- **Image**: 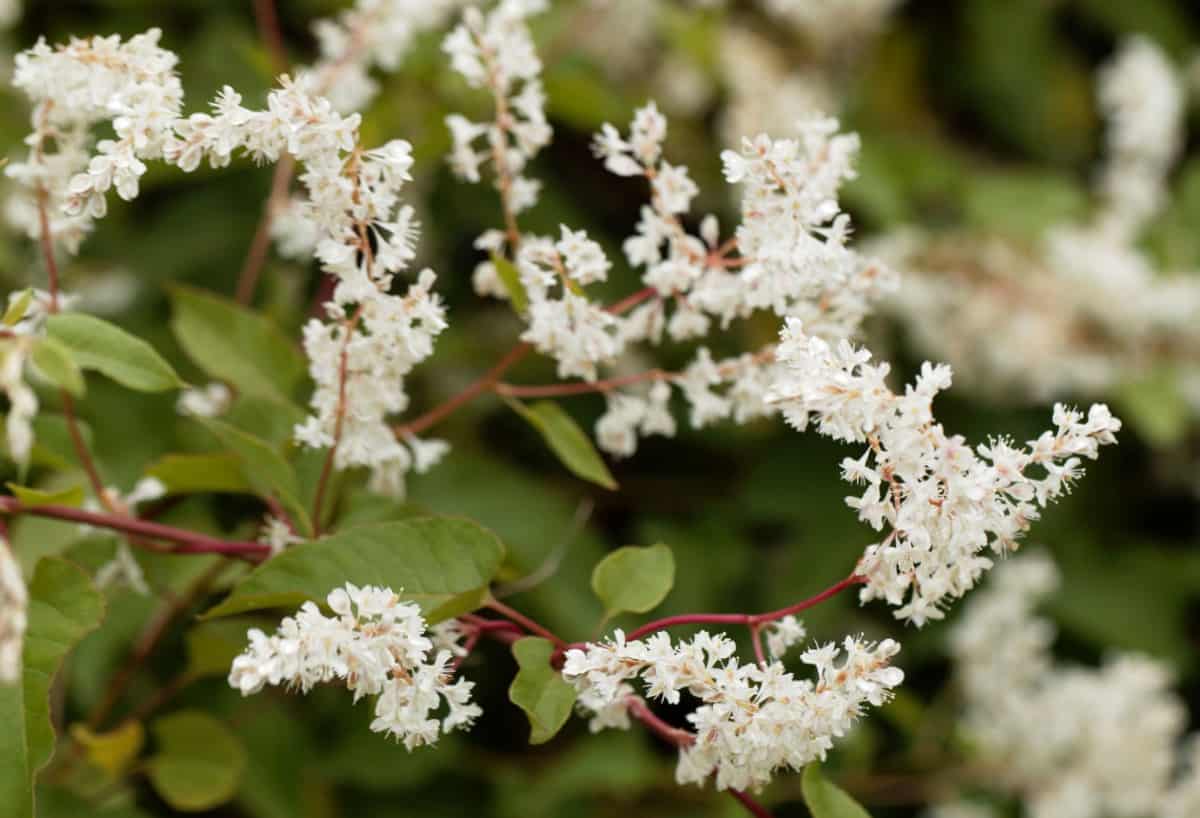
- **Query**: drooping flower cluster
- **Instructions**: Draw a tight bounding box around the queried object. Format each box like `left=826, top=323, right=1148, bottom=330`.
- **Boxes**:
left=168, top=79, right=448, bottom=494
left=443, top=0, right=551, bottom=215
left=768, top=319, right=1121, bottom=624
left=561, top=628, right=903, bottom=792
left=938, top=553, right=1199, bottom=818
left=0, top=537, right=27, bottom=683
left=879, top=36, right=1200, bottom=407
left=229, top=584, right=480, bottom=749
left=5, top=28, right=182, bottom=253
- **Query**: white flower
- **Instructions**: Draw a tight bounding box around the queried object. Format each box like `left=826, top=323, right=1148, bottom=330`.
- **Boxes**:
left=258, top=515, right=300, bottom=556
left=176, top=382, right=232, bottom=419
left=229, top=583, right=481, bottom=750
left=950, top=554, right=1191, bottom=818
left=769, top=320, right=1121, bottom=625
left=562, top=627, right=903, bottom=792
left=0, top=539, right=28, bottom=684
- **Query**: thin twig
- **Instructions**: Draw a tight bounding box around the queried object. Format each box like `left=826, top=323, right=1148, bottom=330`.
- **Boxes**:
left=0, top=497, right=269, bottom=559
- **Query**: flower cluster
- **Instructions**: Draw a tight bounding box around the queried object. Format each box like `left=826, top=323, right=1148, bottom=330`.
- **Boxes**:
left=169, top=78, right=447, bottom=494
left=443, top=0, right=550, bottom=215
left=940, top=553, right=1199, bottom=818
left=879, top=36, right=1200, bottom=408
left=768, top=319, right=1121, bottom=624
left=562, top=628, right=903, bottom=792
left=303, top=0, right=463, bottom=114
left=6, top=28, right=182, bottom=253
left=229, top=584, right=480, bottom=749
left=0, top=537, right=27, bottom=683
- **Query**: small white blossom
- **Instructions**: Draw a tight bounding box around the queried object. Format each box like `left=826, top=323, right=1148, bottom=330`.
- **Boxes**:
left=769, top=320, right=1121, bottom=624
left=563, top=627, right=902, bottom=792
left=176, top=382, right=232, bottom=419
left=229, top=583, right=481, bottom=750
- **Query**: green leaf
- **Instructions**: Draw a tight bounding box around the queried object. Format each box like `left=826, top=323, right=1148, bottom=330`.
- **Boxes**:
left=591, top=543, right=675, bottom=616
left=197, top=418, right=310, bottom=535
left=203, top=517, right=506, bottom=623
left=3, top=290, right=33, bottom=326
left=146, top=453, right=254, bottom=496
left=69, top=720, right=145, bottom=778
left=6, top=482, right=85, bottom=508
left=28, top=337, right=85, bottom=397
left=45, top=314, right=183, bottom=393
left=802, top=764, right=872, bottom=818
left=508, top=399, right=617, bottom=490
left=168, top=286, right=306, bottom=405
left=0, top=558, right=106, bottom=818
left=146, top=711, right=246, bottom=812
left=508, top=637, right=577, bottom=745
left=491, top=253, right=528, bottom=313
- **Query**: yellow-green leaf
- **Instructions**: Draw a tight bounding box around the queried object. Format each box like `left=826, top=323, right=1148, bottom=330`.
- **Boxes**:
left=45, top=314, right=183, bottom=393
left=146, top=453, right=254, bottom=496
left=3, top=290, right=33, bottom=326
left=491, top=253, right=529, bottom=314
left=29, top=337, right=85, bottom=397
left=802, top=764, right=872, bottom=818
left=6, top=482, right=85, bottom=508
left=69, top=721, right=144, bottom=778
left=591, top=543, right=674, bottom=616
left=508, top=637, right=576, bottom=745
left=508, top=399, right=617, bottom=490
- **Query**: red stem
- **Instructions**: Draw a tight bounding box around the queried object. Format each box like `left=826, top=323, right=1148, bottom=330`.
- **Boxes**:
left=495, top=368, right=667, bottom=399
left=627, top=697, right=693, bottom=747
left=0, top=497, right=268, bottom=559
left=252, top=0, right=289, bottom=76
left=625, top=572, right=864, bottom=642
left=627, top=698, right=775, bottom=818
left=395, top=343, right=532, bottom=437
left=484, top=598, right=566, bottom=648
left=728, top=789, right=775, bottom=818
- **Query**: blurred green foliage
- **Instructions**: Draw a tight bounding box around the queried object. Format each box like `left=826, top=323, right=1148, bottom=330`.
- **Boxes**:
left=1, top=1, right=1198, bottom=817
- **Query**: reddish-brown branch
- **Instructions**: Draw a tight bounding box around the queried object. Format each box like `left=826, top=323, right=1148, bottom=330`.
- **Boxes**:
left=235, top=155, right=295, bottom=305
left=59, top=391, right=111, bottom=505
left=749, top=622, right=767, bottom=668
left=395, top=343, right=533, bottom=437
left=0, top=496, right=268, bottom=559
left=393, top=286, right=657, bottom=438
left=495, top=368, right=667, bottom=398
left=728, top=789, right=775, bottom=818
left=625, top=572, right=865, bottom=642
left=252, top=0, right=289, bottom=76
left=484, top=598, right=566, bottom=648
left=627, top=696, right=694, bottom=747
left=36, top=188, right=60, bottom=311
left=311, top=309, right=362, bottom=534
